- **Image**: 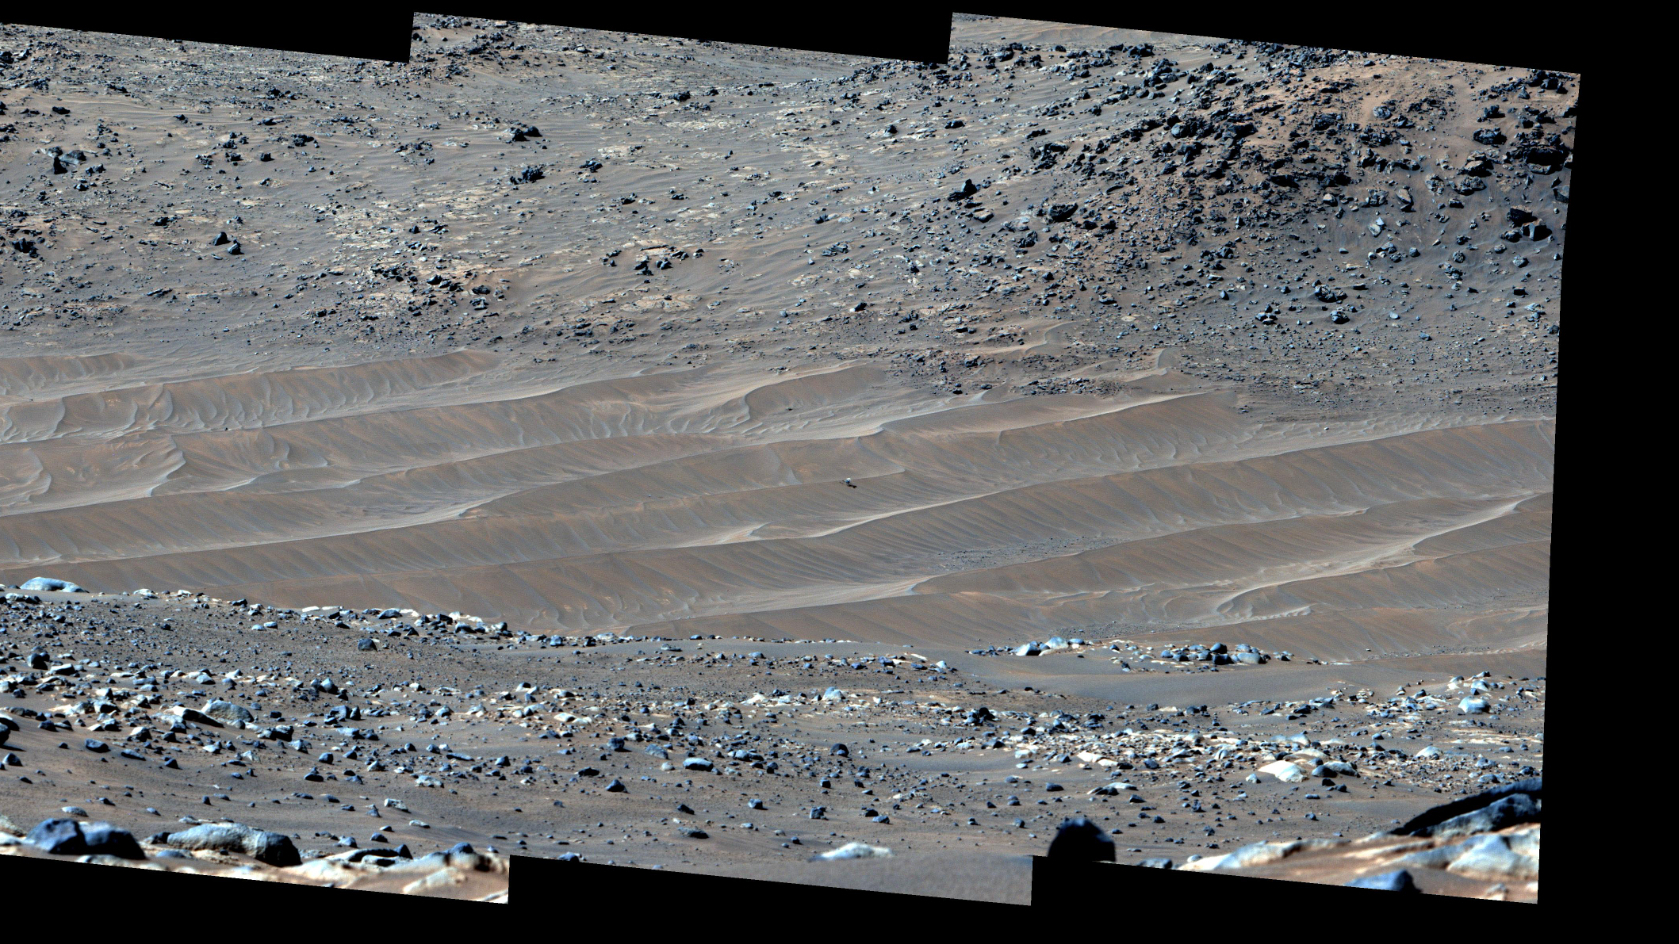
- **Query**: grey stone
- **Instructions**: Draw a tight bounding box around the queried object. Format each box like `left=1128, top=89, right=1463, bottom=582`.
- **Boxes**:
left=1346, top=869, right=1419, bottom=891
left=165, top=822, right=302, bottom=866
left=202, top=700, right=254, bottom=724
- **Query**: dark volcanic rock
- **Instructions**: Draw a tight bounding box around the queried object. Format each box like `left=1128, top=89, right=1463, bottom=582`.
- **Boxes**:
left=26, top=818, right=88, bottom=854
left=80, top=821, right=146, bottom=859
left=1046, top=815, right=1115, bottom=861
left=1392, top=778, right=1541, bottom=839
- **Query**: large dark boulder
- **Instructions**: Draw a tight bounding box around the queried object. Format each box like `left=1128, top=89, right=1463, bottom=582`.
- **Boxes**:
left=1392, top=778, right=1540, bottom=839
left=1046, top=815, right=1115, bottom=862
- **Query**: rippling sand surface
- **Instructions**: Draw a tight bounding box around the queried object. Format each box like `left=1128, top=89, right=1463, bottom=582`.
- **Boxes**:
left=1, top=347, right=1551, bottom=663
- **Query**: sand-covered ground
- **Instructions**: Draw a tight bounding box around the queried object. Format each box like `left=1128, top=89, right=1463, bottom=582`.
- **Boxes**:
left=0, top=13, right=1560, bottom=900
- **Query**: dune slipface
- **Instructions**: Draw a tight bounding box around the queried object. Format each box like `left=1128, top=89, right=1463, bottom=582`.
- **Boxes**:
left=0, top=12, right=1557, bottom=903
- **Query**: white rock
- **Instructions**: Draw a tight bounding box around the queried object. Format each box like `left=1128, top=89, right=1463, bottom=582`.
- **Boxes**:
left=1258, top=761, right=1305, bottom=783
left=816, top=841, right=892, bottom=860
left=1178, top=852, right=1231, bottom=871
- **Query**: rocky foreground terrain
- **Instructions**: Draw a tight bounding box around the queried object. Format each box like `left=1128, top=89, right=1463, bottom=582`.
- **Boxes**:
left=0, top=582, right=1540, bottom=900
left=0, top=13, right=1556, bottom=902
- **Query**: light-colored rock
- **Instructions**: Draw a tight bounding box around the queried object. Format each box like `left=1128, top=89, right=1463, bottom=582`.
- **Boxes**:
left=156, top=706, right=224, bottom=727
left=1259, top=760, right=1305, bottom=783
left=1215, top=837, right=1347, bottom=870
left=202, top=700, right=254, bottom=724
left=815, top=841, right=892, bottom=860
left=1447, top=834, right=1538, bottom=880
left=20, top=577, right=86, bottom=593
left=1178, top=852, right=1231, bottom=871
left=402, top=867, right=468, bottom=894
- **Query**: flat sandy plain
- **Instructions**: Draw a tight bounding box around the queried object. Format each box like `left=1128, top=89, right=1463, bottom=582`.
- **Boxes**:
left=0, top=13, right=1560, bottom=902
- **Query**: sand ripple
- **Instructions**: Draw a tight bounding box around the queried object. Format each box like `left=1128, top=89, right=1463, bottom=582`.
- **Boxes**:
left=0, top=351, right=1551, bottom=660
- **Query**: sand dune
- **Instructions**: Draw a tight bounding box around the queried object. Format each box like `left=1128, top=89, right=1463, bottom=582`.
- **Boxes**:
left=0, top=349, right=1550, bottom=663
